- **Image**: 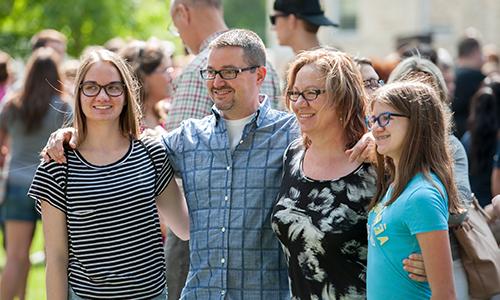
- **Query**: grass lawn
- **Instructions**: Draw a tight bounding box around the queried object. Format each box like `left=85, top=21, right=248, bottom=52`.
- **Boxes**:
left=0, top=221, right=46, bottom=300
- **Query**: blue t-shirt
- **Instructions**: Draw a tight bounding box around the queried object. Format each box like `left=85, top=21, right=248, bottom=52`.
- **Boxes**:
left=367, top=173, right=449, bottom=300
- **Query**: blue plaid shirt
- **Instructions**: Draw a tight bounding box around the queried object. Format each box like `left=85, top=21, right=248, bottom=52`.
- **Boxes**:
left=163, top=96, right=299, bottom=299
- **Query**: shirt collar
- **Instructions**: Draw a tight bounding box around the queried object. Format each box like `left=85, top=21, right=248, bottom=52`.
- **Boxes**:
left=211, top=94, right=271, bottom=128
left=199, top=30, right=228, bottom=52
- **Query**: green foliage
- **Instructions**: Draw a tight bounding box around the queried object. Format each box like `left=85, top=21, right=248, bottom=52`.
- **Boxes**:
left=0, top=0, right=268, bottom=58
left=0, top=0, right=180, bottom=58
left=223, top=0, right=268, bottom=44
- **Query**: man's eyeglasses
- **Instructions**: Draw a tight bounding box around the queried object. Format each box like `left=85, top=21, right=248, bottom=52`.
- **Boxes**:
left=200, top=66, right=259, bottom=80
left=363, top=79, right=384, bottom=90
left=365, top=111, right=408, bottom=130
left=286, top=89, right=326, bottom=102
left=80, top=81, right=125, bottom=97
left=269, top=13, right=290, bottom=25
left=167, top=20, right=179, bottom=37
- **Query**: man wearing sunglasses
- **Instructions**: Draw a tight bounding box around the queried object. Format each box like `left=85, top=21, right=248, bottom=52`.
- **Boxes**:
left=270, top=0, right=338, bottom=54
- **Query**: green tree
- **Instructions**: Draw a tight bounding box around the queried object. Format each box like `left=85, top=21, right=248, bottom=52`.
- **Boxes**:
left=0, top=0, right=179, bottom=58
left=223, top=0, right=268, bottom=44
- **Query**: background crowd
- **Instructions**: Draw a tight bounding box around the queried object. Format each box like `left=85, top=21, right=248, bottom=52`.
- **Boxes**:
left=0, top=0, right=499, bottom=299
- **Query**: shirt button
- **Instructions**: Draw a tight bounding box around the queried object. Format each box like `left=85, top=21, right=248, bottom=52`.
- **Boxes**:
left=221, top=258, right=225, bottom=264
left=239, top=140, right=243, bottom=144
left=221, top=227, right=226, bottom=232
left=226, top=166, right=231, bottom=171
left=224, top=196, right=229, bottom=201
left=221, top=290, right=226, bottom=296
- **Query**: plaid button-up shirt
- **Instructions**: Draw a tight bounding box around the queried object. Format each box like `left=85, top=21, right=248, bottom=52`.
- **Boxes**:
left=165, top=31, right=283, bottom=132
left=163, top=97, right=299, bottom=299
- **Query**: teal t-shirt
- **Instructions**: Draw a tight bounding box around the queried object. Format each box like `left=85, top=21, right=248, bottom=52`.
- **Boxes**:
left=367, top=173, right=449, bottom=300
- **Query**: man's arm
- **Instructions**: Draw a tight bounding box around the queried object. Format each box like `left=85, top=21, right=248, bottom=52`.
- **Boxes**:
left=42, top=128, right=78, bottom=163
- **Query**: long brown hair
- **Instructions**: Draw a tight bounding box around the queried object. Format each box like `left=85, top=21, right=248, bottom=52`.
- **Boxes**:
left=73, top=49, right=141, bottom=146
left=12, top=47, right=63, bottom=133
left=285, top=48, right=368, bottom=149
left=370, top=81, right=461, bottom=213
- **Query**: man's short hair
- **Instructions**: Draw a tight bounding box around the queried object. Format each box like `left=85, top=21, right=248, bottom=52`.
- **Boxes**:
left=209, top=29, right=266, bottom=67
left=458, top=37, right=481, bottom=58
left=31, top=29, right=67, bottom=51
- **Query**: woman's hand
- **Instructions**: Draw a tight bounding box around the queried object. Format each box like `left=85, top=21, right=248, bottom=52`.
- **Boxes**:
left=345, top=132, right=376, bottom=163
left=403, top=253, right=427, bottom=282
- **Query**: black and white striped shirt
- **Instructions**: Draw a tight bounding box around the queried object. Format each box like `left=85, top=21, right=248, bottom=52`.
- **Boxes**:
left=29, top=138, right=173, bottom=299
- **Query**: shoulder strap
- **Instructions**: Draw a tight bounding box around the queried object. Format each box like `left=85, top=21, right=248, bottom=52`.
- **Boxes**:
left=63, top=148, right=69, bottom=195
left=138, top=139, right=158, bottom=193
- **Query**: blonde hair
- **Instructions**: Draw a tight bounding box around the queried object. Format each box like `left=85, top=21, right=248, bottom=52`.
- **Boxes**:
left=73, top=49, right=141, bottom=146
left=285, top=48, right=368, bottom=149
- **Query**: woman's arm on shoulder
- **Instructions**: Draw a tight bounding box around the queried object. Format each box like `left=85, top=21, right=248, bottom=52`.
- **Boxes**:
left=416, top=230, right=456, bottom=300
left=41, top=200, right=69, bottom=300
left=156, top=178, right=189, bottom=241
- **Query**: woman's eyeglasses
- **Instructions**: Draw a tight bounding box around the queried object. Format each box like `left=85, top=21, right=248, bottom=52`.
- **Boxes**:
left=363, top=79, right=384, bottom=90
left=286, top=89, right=326, bottom=102
left=80, top=81, right=125, bottom=97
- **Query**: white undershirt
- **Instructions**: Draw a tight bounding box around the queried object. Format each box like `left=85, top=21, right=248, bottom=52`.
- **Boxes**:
left=225, top=113, right=256, bottom=151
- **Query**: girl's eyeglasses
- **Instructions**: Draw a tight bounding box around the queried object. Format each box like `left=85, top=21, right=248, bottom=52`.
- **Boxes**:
left=365, top=111, right=408, bottom=130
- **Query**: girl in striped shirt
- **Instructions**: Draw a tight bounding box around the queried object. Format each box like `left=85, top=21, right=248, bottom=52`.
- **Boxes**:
left=29, top=49, right=189, bottom=300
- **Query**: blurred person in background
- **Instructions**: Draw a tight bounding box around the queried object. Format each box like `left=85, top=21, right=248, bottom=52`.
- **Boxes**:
left=482, top=44, right=500, bottom=76
left=60, top=59, right=80, bottom=100
left=437, top=48, right=456, bottom=102
left=354, top=57, right=384, bottom=96
left=453, top=36, right=485, bottom=138
left=0, top=47, right=70, bottom=300
left=270, top=0, right=338, bottom=55
left=104, top=36, right=127, bottom=54
left=30, top=29, right=67, bottom=64
left=120, top=39, right=175, bottom=131
left=0, top=50, right=14, bottom=104
left=461, top=76, right=500, bottom=207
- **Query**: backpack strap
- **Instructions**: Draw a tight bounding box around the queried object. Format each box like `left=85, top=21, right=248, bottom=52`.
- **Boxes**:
left=138, top=139, right=158, bottom=193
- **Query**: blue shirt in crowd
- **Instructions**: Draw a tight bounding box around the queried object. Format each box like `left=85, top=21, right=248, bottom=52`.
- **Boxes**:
left=367, top=173, right=449, bottom=300
left=163, top=97, right=299, bottom=299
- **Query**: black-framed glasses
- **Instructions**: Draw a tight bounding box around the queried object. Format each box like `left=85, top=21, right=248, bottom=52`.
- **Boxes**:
left=363, top=79, right=384, bottom=90
left=200, top=66, right=259, bottom=80
left=269, top=13, right=290, bottom=25
left=365, top=111, right=409, bottom=130
left=286, top=89, right=326, bottom=102
left=80, top=81, right=126, bottom=97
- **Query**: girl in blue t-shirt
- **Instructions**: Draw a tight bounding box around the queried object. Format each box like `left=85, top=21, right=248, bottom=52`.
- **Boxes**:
left=366, top=81, right=461, bottom=299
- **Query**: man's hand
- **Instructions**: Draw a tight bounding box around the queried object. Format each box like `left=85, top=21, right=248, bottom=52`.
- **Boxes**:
left=345, top=132, right=376, bottom=163
left=41, top=128, right=77, bottom=164
left=403, top=253, right=427, bottom=282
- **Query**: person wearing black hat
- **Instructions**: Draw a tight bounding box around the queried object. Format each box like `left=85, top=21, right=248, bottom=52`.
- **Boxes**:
left=270, top=0, right=338, bottom=54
